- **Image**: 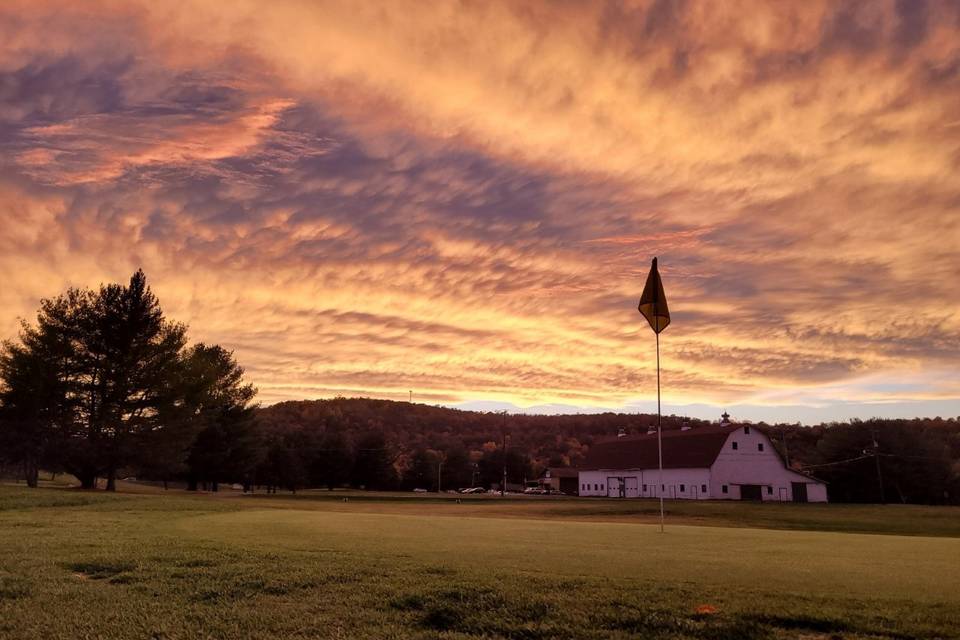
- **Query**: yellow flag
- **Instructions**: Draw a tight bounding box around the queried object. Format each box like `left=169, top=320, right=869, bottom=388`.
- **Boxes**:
left=638, top=257, right=670, bottom=334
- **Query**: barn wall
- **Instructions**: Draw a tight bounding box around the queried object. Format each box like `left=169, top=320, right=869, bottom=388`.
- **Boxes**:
left=710, top=427, right=827, bottom=502
left=805, top=482, right=828, bottom=502
left=578, top=468, right=711, bottom=499
left=577, top=471, right=608, bottom=496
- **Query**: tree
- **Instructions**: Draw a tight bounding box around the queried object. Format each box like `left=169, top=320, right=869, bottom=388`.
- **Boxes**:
left=181, top=344, right=259, bottom=491
left=257, top=434, right=309, bottom=493
left=477, top=447, right=532, bottom=490
left=403, top=448, right=440, bottom=491
left=438, top=446, right=473, bottom=490
left=351, top=431, right=397, bottom=490
left=0, top=335, right=59, bottom=486
left=76, top=271, right=187, bottom=490
left=311, top=429, right=353, bottom=490
left=0, top=291, right=85, bottom=487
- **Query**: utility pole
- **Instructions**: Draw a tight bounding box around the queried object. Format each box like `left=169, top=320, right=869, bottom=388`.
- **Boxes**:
left=872, top=429, right=886, bottom=504
left=437, top=457, right=444, bottom=493
left=501, top=411, right=508, bottom=497
left=409, top=390, right=413, bottom=403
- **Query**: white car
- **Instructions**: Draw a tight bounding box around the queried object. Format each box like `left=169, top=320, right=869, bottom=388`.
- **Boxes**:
left=459, top=487, right=486, bottom=494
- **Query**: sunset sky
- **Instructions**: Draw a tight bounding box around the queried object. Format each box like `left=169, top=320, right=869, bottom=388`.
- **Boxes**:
left=1, top=1, right=959, bottom=423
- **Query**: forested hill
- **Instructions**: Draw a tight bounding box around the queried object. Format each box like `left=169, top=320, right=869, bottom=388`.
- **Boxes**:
left=257, top=397, right=711, bottom=468
left=256, top=398, right=960, bottom=504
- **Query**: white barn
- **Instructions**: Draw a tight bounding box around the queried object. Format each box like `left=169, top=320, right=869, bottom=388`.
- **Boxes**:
left=577, top=421, right=827, bottom=502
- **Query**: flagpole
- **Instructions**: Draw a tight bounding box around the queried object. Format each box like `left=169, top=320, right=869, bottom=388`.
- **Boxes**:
left=638, top=256, right=669, bottom=534
left=656, top=326, right=664, bottom=533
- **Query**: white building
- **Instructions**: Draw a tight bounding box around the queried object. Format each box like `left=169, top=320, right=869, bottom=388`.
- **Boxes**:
left=577, top=420, right=827, bottom=502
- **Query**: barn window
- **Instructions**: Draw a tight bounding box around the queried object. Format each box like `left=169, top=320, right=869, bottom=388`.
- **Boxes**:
left=701, top=484, right=707, bottom=493
left=594, top=484, right=598, bottom=491
left=600, top=484, right=604, bottom=491
left=758, top=443, right=764, bottom=452
left=744, top=426, right=750, bottom=434
left=766, top=486, right=773, bottom=495
left=642, top=484, right=647, bottom=492
left=661, top=484, right=665, bottom=491
left=680, top=484, right=686, bottom=492
left=722, top=485, right=728, bottom=493
left=732, top=441, right=738, bottom=450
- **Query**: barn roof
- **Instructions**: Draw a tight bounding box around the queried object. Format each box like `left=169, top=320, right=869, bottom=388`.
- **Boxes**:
left=579, top=424, right=739, bottom=471
left=546, top=467, right=580, bottom=478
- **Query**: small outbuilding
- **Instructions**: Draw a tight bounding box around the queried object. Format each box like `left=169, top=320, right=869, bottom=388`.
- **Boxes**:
left=576, top=420, right=827, bottom=502
left=541, top=467, right=580, bottom=495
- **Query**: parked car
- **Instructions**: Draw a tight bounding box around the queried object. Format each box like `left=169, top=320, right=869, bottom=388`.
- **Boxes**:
left=523, top=487, right=547, bottom=495
left=412, top=488, right=429, bottom=493
left=459, top=487, right=486, bottom=494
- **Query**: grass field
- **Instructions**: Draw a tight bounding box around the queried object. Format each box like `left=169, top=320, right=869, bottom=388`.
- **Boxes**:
left=1, top=484, right=958, bottom=639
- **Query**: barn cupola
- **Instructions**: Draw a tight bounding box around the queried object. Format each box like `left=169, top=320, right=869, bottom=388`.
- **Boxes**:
left=720, top=411, right=731, bottom=426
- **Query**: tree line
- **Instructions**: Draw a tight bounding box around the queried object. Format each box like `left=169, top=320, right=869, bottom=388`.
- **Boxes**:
left=2, top=273, right=959, bottom=503
left=256, top=398, right=960, bottom=503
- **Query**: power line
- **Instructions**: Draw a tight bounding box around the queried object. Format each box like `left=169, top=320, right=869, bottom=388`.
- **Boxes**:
left=799, top=454, right=873, bottom=469
left=878, top=452, right=948, bottom=460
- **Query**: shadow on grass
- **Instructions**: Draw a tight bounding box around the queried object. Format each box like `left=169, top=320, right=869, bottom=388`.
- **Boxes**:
left=0, top=577, right=30, bottom=600
left=66, top=560, right=135, bottom=580
left=748, top=612, right=919, bottom=640
left=387, top=586, right=928, bottom=640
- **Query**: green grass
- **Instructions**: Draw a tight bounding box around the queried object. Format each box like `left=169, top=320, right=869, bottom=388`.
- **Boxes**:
left=233, top=489, right=960, bottom=537
left=1, top=485, right=958, bottom=639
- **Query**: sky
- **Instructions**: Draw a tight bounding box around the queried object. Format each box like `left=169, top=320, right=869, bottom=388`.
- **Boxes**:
left=1, top=1, right=959, bottom=424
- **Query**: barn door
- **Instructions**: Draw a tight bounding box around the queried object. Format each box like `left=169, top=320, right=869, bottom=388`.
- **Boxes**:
left=740, top=484, right=762, bottom=501
left=607, top=477, right=622, bottom=498
left=624, top=476, right=639, bottom=498
left=791, top=482, right=808, bottom=503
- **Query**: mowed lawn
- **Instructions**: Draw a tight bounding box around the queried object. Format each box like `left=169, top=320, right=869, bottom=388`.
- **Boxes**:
left=1, top=486, right=958, bottom=639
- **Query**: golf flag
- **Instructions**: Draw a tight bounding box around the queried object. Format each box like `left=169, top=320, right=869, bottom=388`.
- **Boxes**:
left=638, top=257, right=670, bottom=334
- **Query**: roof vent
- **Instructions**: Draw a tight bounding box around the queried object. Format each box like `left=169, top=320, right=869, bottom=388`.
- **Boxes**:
left=617, top=428, right=627, bottom=438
